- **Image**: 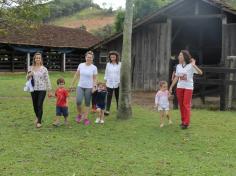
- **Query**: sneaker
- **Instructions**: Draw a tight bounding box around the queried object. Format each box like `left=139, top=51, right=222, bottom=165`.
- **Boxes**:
left=34, top=118, right=38, bottom=125
left=181, top=124, right=189, bottom=130
left=75, top=115, right=82, bottom=123
left=53, top=121, right=61, bottom=127
left=160, top=123, right=164, bottom=128
left=36, top=123, right=42, bottom=128
left=100, top=120, right=104, bottom=124
left=84, top=119, right=90, bottom=126
left=168, top=120, right=173, bottom=125
left=64, top=120, right=69, bottom=126
left=104, top=111, right=110, bottom=116
left=95, top=118, right=100, bottom=124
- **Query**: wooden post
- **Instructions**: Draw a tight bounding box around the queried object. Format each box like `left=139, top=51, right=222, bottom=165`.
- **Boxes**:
left=27, top=53, right=30, bottom=71
left=61, top=53, right=66, bottom=72
left=11, top=57, right=14, bottom=72
left=194, top=1, right=199, bottom=15
left=226, top=56, right=236, bottom=110
left=220, top=73, right=226, bottom=111
left=221, top=15, right=227, bottom=65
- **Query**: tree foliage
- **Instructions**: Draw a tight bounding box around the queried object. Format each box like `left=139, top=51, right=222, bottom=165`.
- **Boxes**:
left=44, top=0, right=95, bottom=22
left=114, top=10, right=125, bottom=32
left=114, top=0, right=173, bottom=32
left=0, top=0, right=49, bottom=33
left=92, top=24, right=115, bottom=39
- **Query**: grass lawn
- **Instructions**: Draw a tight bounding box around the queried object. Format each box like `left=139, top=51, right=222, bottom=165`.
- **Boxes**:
left=0, top=72, right=236, bottom=176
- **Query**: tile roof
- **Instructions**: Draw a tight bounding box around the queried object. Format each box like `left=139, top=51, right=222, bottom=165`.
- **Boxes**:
left=0, top=25, right=101, bottom=49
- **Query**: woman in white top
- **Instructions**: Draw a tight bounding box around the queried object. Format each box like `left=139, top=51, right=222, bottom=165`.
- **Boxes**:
left=26, top=52, right=52, bottom=128
left=70, top=51, right=98, bottom=125
left=169, top=50, right=203, bottom=129
left=104, top=51, right=121, bottom=115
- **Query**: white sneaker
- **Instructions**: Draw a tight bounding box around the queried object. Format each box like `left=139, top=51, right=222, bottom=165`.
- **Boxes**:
left=100, top=120, right=104, bottom=124
left=95, top=118, right=100, bottom=124
left=160, top=123, right=164, bottom=128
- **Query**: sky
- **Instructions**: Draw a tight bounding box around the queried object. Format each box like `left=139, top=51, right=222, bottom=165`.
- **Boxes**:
left=93, top=0, right=126, bottom=10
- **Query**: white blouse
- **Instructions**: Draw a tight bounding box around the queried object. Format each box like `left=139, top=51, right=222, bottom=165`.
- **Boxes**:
left=28, top=66, right=52, bottom=91
left=104, top=62, right=121, bottom=88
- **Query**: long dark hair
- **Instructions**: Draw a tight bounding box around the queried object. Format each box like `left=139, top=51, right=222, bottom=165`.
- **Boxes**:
left=181, top=50, right=192, bottom=64
left=108, top=51, right=120, bottom=64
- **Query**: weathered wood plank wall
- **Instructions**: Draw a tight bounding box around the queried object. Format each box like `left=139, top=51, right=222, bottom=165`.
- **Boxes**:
left=132, top=23, right=170, bottom=90
left=222, top=23, right=236, bottom=98
left=102, top=22, right=171, bottom=91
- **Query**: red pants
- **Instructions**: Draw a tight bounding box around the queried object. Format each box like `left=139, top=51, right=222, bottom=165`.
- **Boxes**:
left=176, top=88, right=193, bottom=126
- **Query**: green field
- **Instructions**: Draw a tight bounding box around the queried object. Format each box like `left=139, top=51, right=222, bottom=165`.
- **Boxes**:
left=0, top=72, right=236, bottom=176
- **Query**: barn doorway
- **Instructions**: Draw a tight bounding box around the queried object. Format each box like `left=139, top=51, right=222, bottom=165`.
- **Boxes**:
left=171, top=17, right=222, bottom=66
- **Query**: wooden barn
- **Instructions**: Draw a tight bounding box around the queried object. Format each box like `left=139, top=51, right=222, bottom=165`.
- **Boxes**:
left=92, top=0, right=236, bottom=92
left=0, top=25, right=100, bottom=72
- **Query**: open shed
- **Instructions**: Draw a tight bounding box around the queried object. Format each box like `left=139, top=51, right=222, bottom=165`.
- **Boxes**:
left=92, top=0, right=236, bottom=91
left=0, top=25, right=100, bottom=72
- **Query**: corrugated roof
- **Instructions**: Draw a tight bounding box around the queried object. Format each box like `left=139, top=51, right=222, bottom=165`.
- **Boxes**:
left=0, top=25, right=101, bottom=49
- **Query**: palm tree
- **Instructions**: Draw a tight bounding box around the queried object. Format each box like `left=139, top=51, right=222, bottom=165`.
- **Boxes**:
left=117, top=0, right=134, bottom=119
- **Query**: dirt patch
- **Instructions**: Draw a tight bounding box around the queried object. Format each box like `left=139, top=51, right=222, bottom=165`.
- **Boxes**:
left=60, top=16, right=115, bottom=31
left=132, top=91, right=230, bottom=110
left=132, top=91, right=156, bottom=108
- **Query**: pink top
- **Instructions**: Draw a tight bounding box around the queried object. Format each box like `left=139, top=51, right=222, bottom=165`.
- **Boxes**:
left=155, top=90, right=169, bottom=108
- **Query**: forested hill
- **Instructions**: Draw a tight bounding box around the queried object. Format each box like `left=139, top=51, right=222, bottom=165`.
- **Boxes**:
left=44, top=0, right=236, bottom=39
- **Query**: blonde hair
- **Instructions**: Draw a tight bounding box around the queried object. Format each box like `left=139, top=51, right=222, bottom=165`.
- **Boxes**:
left=85, top=50, right=94, bottom=59
left=159, top=81, right=168, bottom=88
left=33, top=52, right=43, bottom=66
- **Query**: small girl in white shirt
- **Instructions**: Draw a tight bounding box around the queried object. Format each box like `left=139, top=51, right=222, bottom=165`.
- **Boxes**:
left=155, top=81, right=172, bottom=128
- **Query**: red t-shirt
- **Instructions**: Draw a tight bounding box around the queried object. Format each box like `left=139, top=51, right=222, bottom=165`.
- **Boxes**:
left=55, top=88, right=69, bottom=107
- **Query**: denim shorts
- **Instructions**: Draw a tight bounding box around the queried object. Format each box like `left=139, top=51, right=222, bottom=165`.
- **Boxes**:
left=56, top=106, right=69, bottom=117
left=96, top=103, right=106, bottom=110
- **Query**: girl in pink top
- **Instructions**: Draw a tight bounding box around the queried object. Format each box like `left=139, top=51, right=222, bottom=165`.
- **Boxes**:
left=155, top=81, right=172, bottom=128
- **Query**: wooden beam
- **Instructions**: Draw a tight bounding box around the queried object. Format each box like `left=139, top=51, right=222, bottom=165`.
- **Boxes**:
left=171, top=14, right=223, bottom=19
left=27, top=53, right=30, bottom=71
left=194, top=1, right=199, bottom=15
left=200, top=67, right=236, bottom=73
left=61, top=53, right=66, bottom=72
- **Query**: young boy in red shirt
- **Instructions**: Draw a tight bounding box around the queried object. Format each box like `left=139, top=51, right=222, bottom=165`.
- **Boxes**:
left=53, top=78, right=69, bottom=126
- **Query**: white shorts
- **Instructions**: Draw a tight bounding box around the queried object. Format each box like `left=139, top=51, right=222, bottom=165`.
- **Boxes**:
left=158, top=106, right=169, bottom=111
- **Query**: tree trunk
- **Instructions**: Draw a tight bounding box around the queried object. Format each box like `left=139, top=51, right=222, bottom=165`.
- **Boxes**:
left=117, top=0, right=133, bottom=119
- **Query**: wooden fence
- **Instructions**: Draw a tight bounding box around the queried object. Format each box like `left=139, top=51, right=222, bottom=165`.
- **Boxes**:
left=195, top=65, right=236, bottom=111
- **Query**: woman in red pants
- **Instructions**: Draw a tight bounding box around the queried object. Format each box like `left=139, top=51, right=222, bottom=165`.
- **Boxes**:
left=169, top=50, right=203, bottom=129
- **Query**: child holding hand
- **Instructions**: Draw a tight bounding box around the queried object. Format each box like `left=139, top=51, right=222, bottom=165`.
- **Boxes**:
left=93, top=83, right=107, bottom=124
left=155, top=81, right=172, bottom=128
left=53, top=78, right=69, bottom=126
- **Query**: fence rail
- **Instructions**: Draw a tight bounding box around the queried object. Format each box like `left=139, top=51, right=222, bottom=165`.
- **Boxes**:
left=194, top=65, right=236, bottom=110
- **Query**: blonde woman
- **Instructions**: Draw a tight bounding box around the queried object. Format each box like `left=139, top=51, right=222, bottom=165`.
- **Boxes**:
left=26, top=52, right=52, bottom=128
left=70, top=51, right=98, bottom=126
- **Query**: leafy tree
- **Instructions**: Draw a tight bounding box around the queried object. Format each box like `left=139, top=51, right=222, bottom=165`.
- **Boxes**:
left=114, top=10, right=125, bottom=32
left=92, top=24, right=115, bottom=39
left=114, top=0, right=173, bottom=32
left=44, top=0, right=93, bottom=21
left=117, top=0, right=134, bottom=119
left=0, top=0, right=49, bottom=33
